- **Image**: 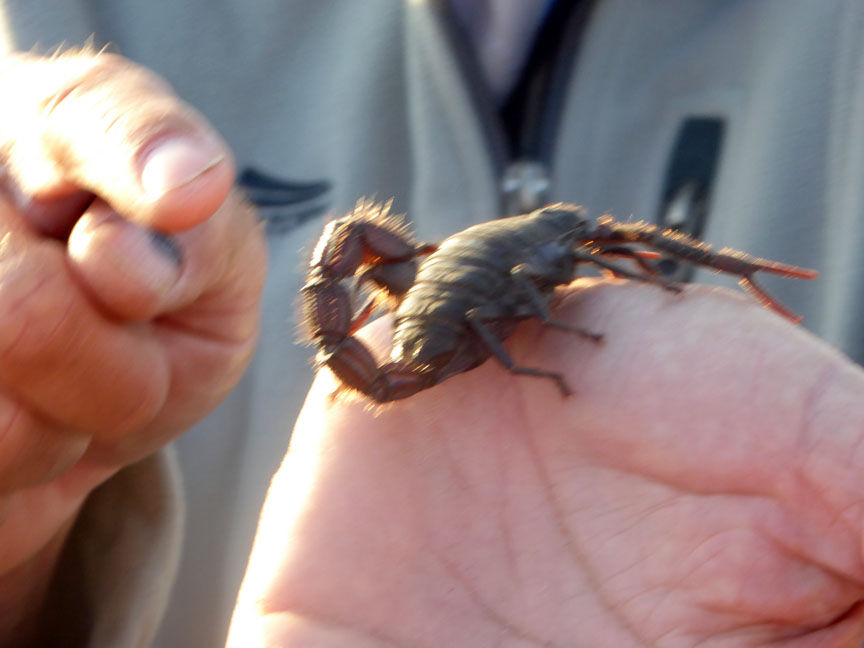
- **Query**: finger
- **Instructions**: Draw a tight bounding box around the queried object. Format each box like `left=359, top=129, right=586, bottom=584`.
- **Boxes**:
left=61, top=189, right=265, bottom=463
left=0, top=394, right=90, bottom=493
left=67, top=190, right=265, bottom=325
left=67, top=200, right=184, bottom=320
left=0, top=195, right=171, bottom=436
left=0, top=167, right=95, bottom=239
left=0, top=51, right=234, bottom=231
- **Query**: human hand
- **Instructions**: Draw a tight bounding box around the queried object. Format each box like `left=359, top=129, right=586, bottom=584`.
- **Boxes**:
left=230, top=281, right=864, bottom=647
left=0, top=49, right=265, bottom=608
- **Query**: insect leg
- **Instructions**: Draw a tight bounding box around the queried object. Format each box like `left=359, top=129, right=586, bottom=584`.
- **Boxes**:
left=466, top=309, right=573, bottom=396
left=356, top=243, right=436, bottom=298
left=510, top=264, right=604, bottom=343
left=593, top=246, right=662, bottom=275
left=570, top=251, right=682, bottom=292
left=588, top=218, right=817, bottom=321
left=346, top=292, right=378, bottom=335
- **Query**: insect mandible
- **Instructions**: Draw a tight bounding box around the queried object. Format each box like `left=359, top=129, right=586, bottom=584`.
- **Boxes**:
left=302, top=200, right=817, bottom=402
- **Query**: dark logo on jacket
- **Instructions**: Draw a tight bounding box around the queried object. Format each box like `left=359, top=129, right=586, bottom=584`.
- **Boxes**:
left=238, top=167, right=332, bottom=235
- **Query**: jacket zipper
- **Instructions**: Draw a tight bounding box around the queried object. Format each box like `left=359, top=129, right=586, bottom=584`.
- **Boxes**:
left=430, top=0, right=598, bottom=216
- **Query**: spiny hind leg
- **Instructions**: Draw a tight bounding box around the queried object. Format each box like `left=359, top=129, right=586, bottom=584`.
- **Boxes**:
left=569, top=250, right=682, bottom=293
left=587, top=218, right=817, bottom=321
left=509, top=263, right=604, bottom=343
left=466, top=308, right=573, bottom=396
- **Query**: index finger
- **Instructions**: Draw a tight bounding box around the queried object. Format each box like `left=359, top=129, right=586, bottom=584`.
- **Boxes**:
left=0, top=50, right=235, bottom=230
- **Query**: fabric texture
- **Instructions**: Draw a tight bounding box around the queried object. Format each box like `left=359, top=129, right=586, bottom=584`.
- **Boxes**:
left=39, top=451, right=183, bottom=647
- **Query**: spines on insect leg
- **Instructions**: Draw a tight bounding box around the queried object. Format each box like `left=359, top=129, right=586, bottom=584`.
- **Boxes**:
left=736, top=276, right=802, bottom=323
left=300, top=277, right=355, bottom=345
left=716, top=247, right=819, bottom=280
left=589, top=215, right=818, bottom=322
left=350, top=197, right=409, bottom=243
left=309, top=198, right=423, bottom=283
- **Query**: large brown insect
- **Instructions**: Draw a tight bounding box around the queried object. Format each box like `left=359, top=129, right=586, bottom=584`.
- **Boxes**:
left=302, top=200, right=817, bottom=402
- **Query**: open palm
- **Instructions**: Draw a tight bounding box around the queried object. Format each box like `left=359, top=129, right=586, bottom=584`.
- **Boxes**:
left=231, top=281, right=864, bottom=648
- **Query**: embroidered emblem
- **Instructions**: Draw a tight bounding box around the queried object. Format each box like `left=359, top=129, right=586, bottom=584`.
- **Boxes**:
left=238, top=167, right=332, bottom=235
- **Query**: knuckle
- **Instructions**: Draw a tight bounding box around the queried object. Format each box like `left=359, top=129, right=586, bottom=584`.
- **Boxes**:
left=40, top=53, right=170, bottom=119
left=0, top=262, right=165, bottom=436
left=38, top=53, right=191, bottom=157
left=0, top=245, right=73, bottom=364
left=112, top=99, right=204, bottom=158
left=0, top=399, right=87, bottom=491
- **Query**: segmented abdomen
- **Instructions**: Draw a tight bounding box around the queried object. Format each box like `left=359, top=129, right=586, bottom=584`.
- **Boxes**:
left=391, top=218, right=557, bottom=366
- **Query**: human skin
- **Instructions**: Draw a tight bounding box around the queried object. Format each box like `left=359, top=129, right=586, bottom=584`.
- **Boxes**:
left=230, top=281, right=864, bottom=648
left=0, top=51, right=266, bottom=645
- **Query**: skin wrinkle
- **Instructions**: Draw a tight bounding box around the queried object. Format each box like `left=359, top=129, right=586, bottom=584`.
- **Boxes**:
left=406, top=403, right=529, bottom=645
left=484, top=395, right=521, bottom=594
left=583, top=536, right=676, bottom=623
left=107, top=364, right=164, bottom=434
left=694, top=528, right=809, bottom=623
left=418, top=378, right=571, bottom=647
left=514, top=391, right=648, bottom=647
left=682, top=528, right=762, bottom=611
left=0, top=400, right=24, bottom=464
left=655, top=530, right=737, bottom=634
left=40, top=75, right=158, bottom=181
left=253, top=494, right=416, bottom=646
left=158, top=290, right=262, bottom=345
left=567, top=463, right=840, bottom=639
left=430, top=412, right=472, bottom=493
left=0, top=271, right=52, bottom=365
left=650, top=624, right=697, bottom=647
left=682, top=526, right=861, bottom=639
left=789, top=372, right=864, bottom=579
left=30, top=278, right=76, bottom=358
left=493, top=462, right=520, bottom=600
left=37, top=70, right=91, bottom=119
left=159, top=195, right=260, bottom=320
left=757, top=517, right=864, bottom=628
left=155, top=310, right=259, bottom=348
left=638, top=588, right=691, bottom=646
left=24, top=270, right=167, bottom=434
left=581, top=488, right=679, bottom=549
left=432, top=548, right=553, bottom=648
left=584, top=512, right=686, bottom=629
left=578, top=453, right=864, bottom=639
left=767, top=601, right=864, bottom=645
left=830, top=497, right=864, bottom=557
left=764, top=498, right=864, bottom=590
left=6, top=289, right=118, bottom=426
left=712, top=613, right=854, bottom=648
left=38, top=55, right=169, bottom=122
left=506, top=375, right=584, bottom=630
left=758, top=543, right=863, bottom=628
left=556, top=464, right=663, bottom=522
left=579, top=452, right=777, bottom=501
left=829, top=380, right=864, bottom=494
left=260, top=609, right=413, bottom=648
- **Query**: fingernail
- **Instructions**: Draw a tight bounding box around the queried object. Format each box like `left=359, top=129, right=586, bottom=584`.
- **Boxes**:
left=148, top=231, right=183, bottom=267
left=140, top=137, right=225, bottom=199
left=68, top=209, right=185, bottom=318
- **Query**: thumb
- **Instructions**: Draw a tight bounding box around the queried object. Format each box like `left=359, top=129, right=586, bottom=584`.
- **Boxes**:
left=0, top=50, right=234, bottom=231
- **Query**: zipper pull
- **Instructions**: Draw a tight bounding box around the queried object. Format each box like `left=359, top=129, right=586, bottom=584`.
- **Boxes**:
left=500, top=159, right=550, bottom=216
